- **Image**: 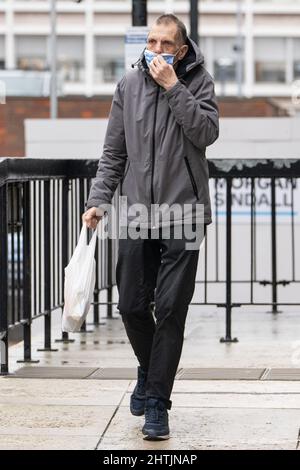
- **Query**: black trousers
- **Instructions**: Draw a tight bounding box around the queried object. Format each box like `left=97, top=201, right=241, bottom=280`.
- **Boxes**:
left=116, top=224, right=207, bottom=410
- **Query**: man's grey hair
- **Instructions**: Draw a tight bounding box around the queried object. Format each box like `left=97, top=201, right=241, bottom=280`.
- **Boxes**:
left=155, top=14, right=188, bottom=46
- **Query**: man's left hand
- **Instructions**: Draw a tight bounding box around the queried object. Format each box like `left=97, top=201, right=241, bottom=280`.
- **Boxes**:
left=149, top=55, right=178, bottom=91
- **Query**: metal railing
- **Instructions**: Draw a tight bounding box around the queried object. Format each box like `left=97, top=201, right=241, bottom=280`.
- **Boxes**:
left=1, top=157, right=300, bottom=374
left=0, top=158, right=116, bottom=375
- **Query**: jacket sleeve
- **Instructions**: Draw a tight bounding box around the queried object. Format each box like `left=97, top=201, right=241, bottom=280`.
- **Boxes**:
left=163, top=68, right=219, bottom=150
left=85, top=75, right=127, bottom=210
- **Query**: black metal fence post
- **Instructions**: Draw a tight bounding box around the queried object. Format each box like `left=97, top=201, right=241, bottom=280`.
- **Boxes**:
left=55, top=177, right=75, bottom=344
left=37, top=180, right=58, bottom=352
left=250, top=177, right=255, bottom=303
left=79, top=179, right=93, bottom=333
left=93, top=240, right=100, bottom=325
left=220, top=177, right=238, bottom=343
left=132, top=0, right=147, bottom=26
left=270, top=176, right=281, bottom=314
left=0, top=184, right=9, bottom=375
left=106, top=236, right=113, bottom=319
left=17, top=182, right=39, bottom=364
left=190, top=0, right=199, bottom=45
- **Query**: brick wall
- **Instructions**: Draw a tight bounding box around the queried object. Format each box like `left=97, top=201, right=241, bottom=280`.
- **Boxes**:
left=0, top=96, right=288, bottom=157
left=219, top=97, right=288, bottom=118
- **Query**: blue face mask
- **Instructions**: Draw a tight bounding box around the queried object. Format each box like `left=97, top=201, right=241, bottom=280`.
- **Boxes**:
left=144, top=48, right=179, bottom=67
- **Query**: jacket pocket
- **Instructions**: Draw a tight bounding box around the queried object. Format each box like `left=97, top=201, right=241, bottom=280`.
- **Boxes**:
left=184, top=156, right=199, bottom=200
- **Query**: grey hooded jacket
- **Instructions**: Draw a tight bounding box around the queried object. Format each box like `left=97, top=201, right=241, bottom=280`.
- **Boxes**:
left=86, top=37, right=219, bottom=228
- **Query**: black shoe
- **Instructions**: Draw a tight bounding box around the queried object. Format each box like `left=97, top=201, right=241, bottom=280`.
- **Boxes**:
left=142, top=397, right=170, bottom=440
left=130, top=366, right=147, bottom=416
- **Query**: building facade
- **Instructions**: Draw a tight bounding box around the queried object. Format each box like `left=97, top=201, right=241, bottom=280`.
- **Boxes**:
left=0, top=0, right=299, bottom=97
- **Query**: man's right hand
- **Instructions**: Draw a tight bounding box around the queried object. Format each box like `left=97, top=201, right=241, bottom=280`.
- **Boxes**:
left=82, top=207, right=105, bottom=229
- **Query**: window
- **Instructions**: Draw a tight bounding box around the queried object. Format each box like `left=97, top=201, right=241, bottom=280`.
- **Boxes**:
left=15, top=36, right=47, bottom=71
left=95, top=36, right=125, bottom=84
left=213, top=37, right=244, bottom=83
left=254, top=37, right=286, bottom=83
left=56, top=36, right=85, bottom=83
left=293, top=39, right=300, bottom=80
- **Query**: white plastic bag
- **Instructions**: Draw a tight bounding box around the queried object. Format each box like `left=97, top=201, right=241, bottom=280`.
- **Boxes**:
left=62, top=222, right=99, bottom=333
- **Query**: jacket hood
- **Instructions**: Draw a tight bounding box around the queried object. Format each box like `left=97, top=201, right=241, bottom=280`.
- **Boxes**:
left=134, top=36, right=204, bottom=79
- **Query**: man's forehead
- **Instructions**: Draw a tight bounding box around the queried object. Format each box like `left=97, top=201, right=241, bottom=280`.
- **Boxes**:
left=148, top=23, right=178, bottom=41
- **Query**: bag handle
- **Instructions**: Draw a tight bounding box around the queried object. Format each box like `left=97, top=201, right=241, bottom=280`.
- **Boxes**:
left=88, top=222, right=100, bottom=252
left=73, top=222, right=100, bottom=256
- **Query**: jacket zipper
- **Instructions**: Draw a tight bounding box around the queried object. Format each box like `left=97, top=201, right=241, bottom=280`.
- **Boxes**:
left=184, top=156, right=199, bottom=200
left=150, top=85, right=160, bottom=206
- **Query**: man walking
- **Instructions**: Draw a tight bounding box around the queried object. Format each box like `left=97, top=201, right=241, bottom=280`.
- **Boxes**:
left=82, top=14, right=219, bottom=440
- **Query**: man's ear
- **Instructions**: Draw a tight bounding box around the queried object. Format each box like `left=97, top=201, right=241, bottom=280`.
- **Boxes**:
left=178, top=45, right=189, bottom=60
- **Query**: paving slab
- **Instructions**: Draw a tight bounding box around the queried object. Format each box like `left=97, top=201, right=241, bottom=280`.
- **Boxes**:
left=264, top=369, right=300, bottom=380
left=0, top=378, right=130, bottom=406
left=12, top=366, right=98, bottom=379
left=121, top=391, right=300, bottom=409
left=97, top=407, right=300, bottom=451
left=170, top=380, right=300, bottom=394
left=88, top=368, right=138, bottom=380
left=0, top=404, right=116, bottom=436
left=0, top=434, right=99, bottom=451
left=176, top=367, right=265, bottom=380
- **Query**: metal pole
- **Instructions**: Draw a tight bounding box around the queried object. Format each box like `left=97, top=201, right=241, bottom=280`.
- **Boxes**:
left=55, top=178, right=75, bottom=343
left=132, top=0, right=147, bottom=26
left=17, top=182, right=40, bottom=364
left=50, top=0, right=57, bottom=119
left=190, top=0, right=199, bottom=45
left=37, top=181, right=58, bottom=352
left=220, top=177, right=238, bottom=343
left=106, top=236, right=113, bottom=319
left=0, top=185, right=9, bottom=375
left=235, top=0, right=243, bottom=97
left=270, top=177, right=280, bottom=314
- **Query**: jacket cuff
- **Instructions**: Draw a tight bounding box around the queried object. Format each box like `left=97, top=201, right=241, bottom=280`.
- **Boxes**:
left=85, top=199, right=110, bottom=211
left=163, top=79, right=182, bottom=98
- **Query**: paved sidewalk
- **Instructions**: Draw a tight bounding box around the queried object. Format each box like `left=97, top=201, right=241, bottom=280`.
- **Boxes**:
left=1, top=305, right=300, bottom=450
